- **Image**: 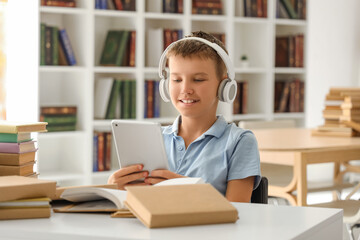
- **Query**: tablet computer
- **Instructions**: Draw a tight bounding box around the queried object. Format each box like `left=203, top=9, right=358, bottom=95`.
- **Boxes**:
left=111, top=120, right=169, bottom=174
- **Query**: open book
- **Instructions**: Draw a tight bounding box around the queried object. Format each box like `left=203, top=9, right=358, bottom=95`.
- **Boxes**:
left=53, top=177, right=204, bottom=216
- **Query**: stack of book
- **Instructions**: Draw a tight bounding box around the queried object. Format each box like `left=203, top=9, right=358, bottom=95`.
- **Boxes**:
left=99, top=30, right=136, bottom=67
left=0, top=121, right=47, bottom=177
left=312, top=87, right=360, bottom=137
left=40, top=106, right=77, bottom=132
left=93, top=131, right=112, bottom=172
left=192, top=0, right=223, bottom=15
left=40, top=24, right=76, bottom=66
left=0, top=176, right=56, bottom=220
left=94, top=78, right=136, bottom=119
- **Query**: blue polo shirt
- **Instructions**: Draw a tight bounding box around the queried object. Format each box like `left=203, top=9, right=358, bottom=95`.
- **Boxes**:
left=162, top=115, right=261, bottom=196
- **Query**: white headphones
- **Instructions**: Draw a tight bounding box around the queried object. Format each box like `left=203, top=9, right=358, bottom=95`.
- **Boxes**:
left=158, top=37, right=237, bottom=103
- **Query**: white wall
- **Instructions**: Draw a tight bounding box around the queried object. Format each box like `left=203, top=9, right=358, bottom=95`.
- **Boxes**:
left=306, top=1, right=360, bottom=184
left=306, top=0, right=360, bottom=128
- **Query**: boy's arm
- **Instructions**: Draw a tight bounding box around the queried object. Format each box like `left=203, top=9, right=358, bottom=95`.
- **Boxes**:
left=225, top=176, right=255, bottom=202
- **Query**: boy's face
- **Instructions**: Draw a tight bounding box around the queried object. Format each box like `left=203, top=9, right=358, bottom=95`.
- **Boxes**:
left=168, top=55, right=220, bottom=119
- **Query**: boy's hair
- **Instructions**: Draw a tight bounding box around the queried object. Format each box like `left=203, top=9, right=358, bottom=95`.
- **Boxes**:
left=166, top=31, right=228, bottom=80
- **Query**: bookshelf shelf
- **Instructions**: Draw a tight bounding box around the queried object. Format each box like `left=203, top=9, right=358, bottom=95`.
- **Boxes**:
left=37, top=0, right=307, bottom=186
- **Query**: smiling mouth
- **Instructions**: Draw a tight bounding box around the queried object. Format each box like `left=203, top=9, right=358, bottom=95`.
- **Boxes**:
left=180, top=99, right=199, bottom=104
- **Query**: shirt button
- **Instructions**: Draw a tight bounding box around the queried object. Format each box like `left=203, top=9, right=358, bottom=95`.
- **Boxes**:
left=178, top=146, right=183, bottom=151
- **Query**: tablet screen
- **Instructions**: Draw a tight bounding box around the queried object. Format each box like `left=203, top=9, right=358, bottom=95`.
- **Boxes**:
left=111, top=120, right=169, bottom=174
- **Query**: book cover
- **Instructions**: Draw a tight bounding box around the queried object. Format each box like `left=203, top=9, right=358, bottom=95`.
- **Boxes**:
left=52, top=26, right=59, bottom=65
left=40, top=23, right=46, bottom=65
left=130, top=80, right=137, bottom=119
left=275, top=36, right=289, bottom=67
left=40, top=114, right=77, bottom=125
left=94, top=78, right=114, bottom=119
left=93, top=133, right=99, bottom=172
left=58, top=41, right=69, bottom=65
left=44, top=25, right=53, bottom=65
left=277, top=81, right=291, bottom=112
left=0, top=121, right=47, bottom=134
left=0, top=151, right=36, bottom=166
left=125, top=184, right=238, bottom=228
left=104, top=132, right=112, bottom=171
left=59, top=28, right=77, bottom=65
left=0, top=132, right=32, bottom=143
left=0, top=161, right=35, bottom=176
left=97, top=132, right=105, bottom=171
left=100, top=31, right=123, bottom=66
left=280, top=0, right=298, bottom=19
left=112, top=0, right=123, bottom=10
left=153, top=81, right=161, bottom=118
left=46, top=125, right=76, bottom=132
left=106, top=80, right=122, bottom=119
left=0, top=175, right=56, bottom=202
left=128, top=31, right=136, bottom=67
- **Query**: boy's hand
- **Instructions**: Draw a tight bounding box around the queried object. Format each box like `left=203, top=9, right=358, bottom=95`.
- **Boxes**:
left=144, top=170, right=185, bottom=185
left=107, top=164, right=150, bottom=190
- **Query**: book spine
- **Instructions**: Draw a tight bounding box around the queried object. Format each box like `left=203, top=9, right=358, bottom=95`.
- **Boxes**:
left=97, top=132, right=105, bottom=171
left=106, top=80, right=121, bottom=119
left=59, top=28, right=76, bottom=65
left=115, top=30, right=130, bottom=66
left=93, top=133, right=98, bottom=172
left=45, top=26, right=53, bottom=65
left=153, top=81, right=161, bottom=118
left=52, top=27, right=59, bottom=65
left=144, top=81, right=148, bottom=118
left=40, top=106, right=77, bottom=115
left=122, top=80, right=131, bottom=119
left=46, top=125, right=76, bottom=132
left=40, top=23, right=46, bottom=65
left=147, top=80, right=154, bottom=118
left=105, top=132, right=112, bottom=171
left=39, top=114, right=77, bottom=125
left=129, top=31, right=136, bottom=67
left=280, top=0, right=298, bottom=18
left=242, top=82, right=248, bottom=114
left=130, top=80, right=136, bottom=119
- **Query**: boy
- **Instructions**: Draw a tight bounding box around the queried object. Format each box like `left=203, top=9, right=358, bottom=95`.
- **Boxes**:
left=108, top=31, right=261, bottom=202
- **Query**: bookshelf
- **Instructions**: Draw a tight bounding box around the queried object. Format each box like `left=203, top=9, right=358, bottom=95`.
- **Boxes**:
left=37, top=0, right=307, bottom=186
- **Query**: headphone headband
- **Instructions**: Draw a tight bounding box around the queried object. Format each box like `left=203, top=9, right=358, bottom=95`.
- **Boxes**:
left=158, top=37, right=235, bottom=81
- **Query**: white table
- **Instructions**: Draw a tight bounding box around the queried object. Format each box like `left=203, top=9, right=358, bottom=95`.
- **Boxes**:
left=0, top=203, right=342, bottom=240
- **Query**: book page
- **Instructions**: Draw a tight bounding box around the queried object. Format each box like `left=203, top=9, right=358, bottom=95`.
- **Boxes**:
left=154, top=177, right=204, bottom=186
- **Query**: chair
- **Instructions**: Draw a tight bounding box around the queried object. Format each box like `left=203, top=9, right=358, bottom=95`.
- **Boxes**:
left=251, top=176, right=268, bottom=204
left=239, top=120, right=354, bottom=205
left=310, top=182, right=360, bottom=240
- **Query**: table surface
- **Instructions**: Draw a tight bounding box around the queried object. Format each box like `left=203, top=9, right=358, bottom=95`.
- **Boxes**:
left=252, top=128, right=360, bottom=151
left=0, top=203, right=342, bottom=240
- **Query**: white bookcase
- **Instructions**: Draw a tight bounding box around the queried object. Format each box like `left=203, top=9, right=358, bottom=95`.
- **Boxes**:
left=37, top=0, right=307, bottom=186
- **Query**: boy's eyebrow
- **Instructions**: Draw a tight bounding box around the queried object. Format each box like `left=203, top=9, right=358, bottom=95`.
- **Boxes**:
left=170, top=72, right=209, bottom=76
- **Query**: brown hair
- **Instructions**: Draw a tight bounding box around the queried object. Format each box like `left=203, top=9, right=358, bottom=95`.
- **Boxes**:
left=166, top=31, right=228, bottom=80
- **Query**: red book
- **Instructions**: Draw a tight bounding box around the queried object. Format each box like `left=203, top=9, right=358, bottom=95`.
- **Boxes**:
left=163, top=29, right=172, bottom=50
left=147, top=81, right=154, bottom=118
left=97, top=132, right=105, bottom=171
left=104, top=132, right=112, bottom=171
left=113, top=0, right=123, bottom=10
left=129, top=31, right=136, bottom=67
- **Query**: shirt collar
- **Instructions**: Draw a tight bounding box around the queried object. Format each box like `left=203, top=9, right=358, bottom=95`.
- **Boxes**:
left=163, top=115, right=228, bottom=139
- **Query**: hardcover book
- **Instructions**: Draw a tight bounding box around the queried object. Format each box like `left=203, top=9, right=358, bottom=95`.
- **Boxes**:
left=59, top=28, right=77, bottom=65
left=0, top=151, right=36, bottom=166
left=0, top=132, right=32, bottom=143
left=0, top=141, right=37, bottom=154
left=0, top=161, right=35, bottom=176
left=0, top=121, right=47, bottom=134
left=0, top=176, right=56, bottom=202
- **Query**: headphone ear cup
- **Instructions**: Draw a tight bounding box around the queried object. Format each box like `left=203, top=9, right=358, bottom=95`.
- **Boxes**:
left=159, top=78, right=171, bottom=102
left=218, top=79, right=237, bottom=103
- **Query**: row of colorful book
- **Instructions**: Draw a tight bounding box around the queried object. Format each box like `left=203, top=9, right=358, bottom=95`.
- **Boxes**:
left=93, top=131, right=112, bottom=172
left=40, top=106, right=77, bottom=132
left=312, top=88, right=360, bottom=137
left=243, top=0, right=268, bottom=18
left=275, top=34, right=304, bottom=68
left=0, top=176, right=56, bottom=220
left=95, top=0, right=136, bottom=11
left=94, top=78, right=136, bottom=119
left=41, top=0, right=76, bottom=7
left=233, top=81, right=248, bottom=115
left=40, top=23, right=76, bottom=66
left=100, top=30, right=136, bottom=67
left=192, top=0, right=223, bottom=15
left=0, top=121, right=47, bottom=177
left=274, top=79, right=304, bottom=113
left=144, top=80, right=161, bottom=119
left=276, top=0, right=306, bottom=20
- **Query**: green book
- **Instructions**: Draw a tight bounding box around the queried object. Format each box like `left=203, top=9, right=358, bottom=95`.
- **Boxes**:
left=0, top=133, right=32, bottom=143
left=40, top=23, right=46, bottom=66
left=47, top=125, right=76, bottom=132
left=106, top=80, right=122, bottom=119
left=115, top=30, right=130, bottom=66
left=130, top=80, right=136, bottom=119
left=40, top=115, right=77, bottom=125
left=121, top=80, right=131, bottom=119
left=52, top=26, right=59, bottom=65
left=100, top=31, right=123, bottom=66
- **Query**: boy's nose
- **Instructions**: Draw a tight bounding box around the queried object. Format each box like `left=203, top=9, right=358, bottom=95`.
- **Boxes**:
left=181, top=81, right=194, bottom=94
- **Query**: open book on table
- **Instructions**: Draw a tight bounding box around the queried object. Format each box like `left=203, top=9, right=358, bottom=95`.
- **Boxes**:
left=53, top=177, right=204, bottom=217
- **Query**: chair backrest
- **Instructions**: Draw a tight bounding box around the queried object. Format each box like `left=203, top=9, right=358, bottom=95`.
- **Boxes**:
left=251, top=176, right=268, bottom=204
left=238, top=120, right=296, bottom=130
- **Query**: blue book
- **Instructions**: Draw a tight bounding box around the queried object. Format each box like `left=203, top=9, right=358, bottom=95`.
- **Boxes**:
left=59, top=28, right=77, bottom=65
left=95, top=0, right=101, bottom=9
left=100, top=0, right=108, bottom=9
left=153, top=81, right=161, bottom=118
left=93, top=133, right=98, bottom=172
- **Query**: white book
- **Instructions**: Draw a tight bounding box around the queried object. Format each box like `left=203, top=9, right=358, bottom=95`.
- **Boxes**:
left=147, top=28, right=163, bottom=67
left=94, top=78, right=114, bottom=119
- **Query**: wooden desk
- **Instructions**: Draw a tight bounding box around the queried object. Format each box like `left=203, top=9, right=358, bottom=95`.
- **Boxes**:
left=253, top=128, right=360, bottom=206
left=0, top=203, right=342, bottom=240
